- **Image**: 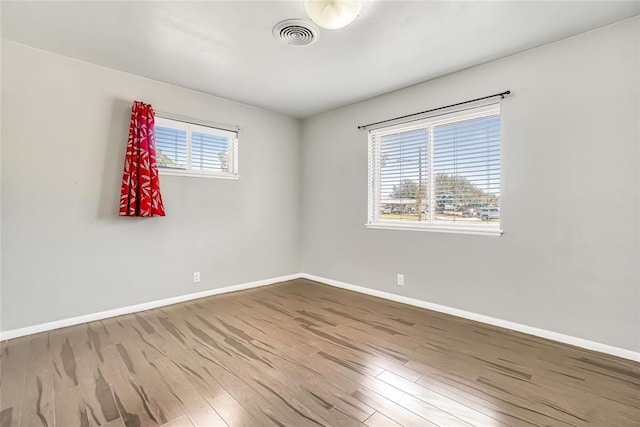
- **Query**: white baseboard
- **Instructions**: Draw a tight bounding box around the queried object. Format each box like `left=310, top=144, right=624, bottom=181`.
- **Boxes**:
left=0, top=273, right=303, bottom=341
left=3, top=272, right=638, bottom=362
left=300, top=273, right=640, bottom=362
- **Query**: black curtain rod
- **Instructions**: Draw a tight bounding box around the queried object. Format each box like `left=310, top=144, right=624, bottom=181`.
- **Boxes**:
left=357, top=90, right=511, bottom=130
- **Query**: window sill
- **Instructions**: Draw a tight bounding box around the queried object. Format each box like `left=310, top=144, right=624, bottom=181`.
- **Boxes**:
left=159, top=169, right=240, bottom=180
left=366, top=222, right=503, bottom=236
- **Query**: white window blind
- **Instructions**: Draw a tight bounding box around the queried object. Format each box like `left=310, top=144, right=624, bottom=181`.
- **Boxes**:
left=154, top=116, right=239, bottom=179
left=156, top=125, right=188, bottom=170
left=368, top=104, right=502, bottom=235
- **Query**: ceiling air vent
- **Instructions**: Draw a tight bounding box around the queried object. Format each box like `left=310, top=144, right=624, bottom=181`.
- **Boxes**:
left=273, top=19, right=319, bottom=47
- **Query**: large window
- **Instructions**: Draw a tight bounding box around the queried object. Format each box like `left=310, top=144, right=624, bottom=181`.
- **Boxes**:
left=155, top=116, right=239, bottom=179
left=367, top=104, right=501, bottom=235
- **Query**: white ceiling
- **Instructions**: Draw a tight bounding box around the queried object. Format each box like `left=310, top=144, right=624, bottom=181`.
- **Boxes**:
left=2, top=1, right=639, bottom=118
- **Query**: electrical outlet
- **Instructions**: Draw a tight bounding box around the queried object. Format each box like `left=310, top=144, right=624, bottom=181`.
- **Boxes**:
left=397, top=274, right=404, bottom=286
left=193, top=272, right=200, bottom=283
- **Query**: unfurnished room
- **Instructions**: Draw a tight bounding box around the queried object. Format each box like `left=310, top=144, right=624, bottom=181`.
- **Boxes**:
left=0, top=1, right=639, bottom=426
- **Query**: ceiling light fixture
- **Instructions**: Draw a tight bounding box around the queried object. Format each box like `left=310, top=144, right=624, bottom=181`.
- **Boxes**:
left=303, top=0, right=363, bottom=30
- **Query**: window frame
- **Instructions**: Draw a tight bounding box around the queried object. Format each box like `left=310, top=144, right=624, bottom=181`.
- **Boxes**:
left=367, top=103, right=503, bottom=236
left=154, top=116, right=240, bottom=180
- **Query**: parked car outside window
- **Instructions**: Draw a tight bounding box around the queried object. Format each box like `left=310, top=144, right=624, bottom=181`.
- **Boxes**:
left=479, top=208, right=500, bottom=221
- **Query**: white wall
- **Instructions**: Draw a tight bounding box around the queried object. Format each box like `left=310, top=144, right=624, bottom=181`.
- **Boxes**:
left=301, top=19, right=640, bottom=352
left=1, top=41, right=301, bottom=331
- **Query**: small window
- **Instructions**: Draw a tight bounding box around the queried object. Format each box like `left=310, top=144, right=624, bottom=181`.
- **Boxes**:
left=368, top=104, right=501, bottom=236
left=155, top=116, right=239, bottom=179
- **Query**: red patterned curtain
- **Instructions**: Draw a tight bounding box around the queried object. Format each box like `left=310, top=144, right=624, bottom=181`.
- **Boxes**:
left=119, top=101, right=166, bottom=217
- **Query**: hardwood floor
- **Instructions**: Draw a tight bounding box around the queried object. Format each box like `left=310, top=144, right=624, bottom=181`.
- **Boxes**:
left=1, top=278, right=639, bottom=427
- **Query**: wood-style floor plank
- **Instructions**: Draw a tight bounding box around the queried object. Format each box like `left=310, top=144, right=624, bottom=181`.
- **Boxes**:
left=363, top=411, right=401, bottom=427
left=1, top=278, right=639, bottom=426
left=149, top=357, right=226, bottom=427
left=20, top=332, right=55, bottom=427
left=161, top=415, right=194, bottom=427
left=0, top=336, right=30, bottom=427
left=376, top=370, right=508, bottom=426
